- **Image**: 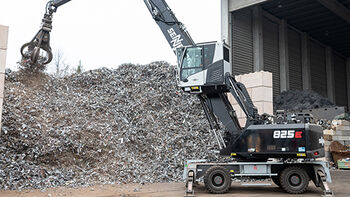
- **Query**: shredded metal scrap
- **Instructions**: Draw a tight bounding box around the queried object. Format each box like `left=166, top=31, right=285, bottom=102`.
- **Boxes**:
left=274, top=89, right=335, bottom=111
left=0, top=62, right=223, bottom=190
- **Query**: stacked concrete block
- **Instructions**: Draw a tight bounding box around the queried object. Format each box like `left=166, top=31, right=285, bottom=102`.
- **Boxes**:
left=0, top=25, right=8, bottom=130
left=323, top=120, right=350, bottom=162
left=227, top=71, right=273, bottom=127
left=331, top=120, right=350, bottom=145
left=323, top=129, right=334, bottom=161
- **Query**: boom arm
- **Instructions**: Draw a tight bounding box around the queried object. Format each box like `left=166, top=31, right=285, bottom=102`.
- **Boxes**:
left=52, top=0, right=71, bottom=8
left=145, top=0, right=262, bottom=151
left=144, top=0, right=195, bottom=52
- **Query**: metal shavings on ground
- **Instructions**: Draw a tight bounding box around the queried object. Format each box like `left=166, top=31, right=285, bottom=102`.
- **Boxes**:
left=0, top=62, right=227, bottom=190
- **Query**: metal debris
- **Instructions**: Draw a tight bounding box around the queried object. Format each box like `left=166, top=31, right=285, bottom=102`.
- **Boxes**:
left=1, top=62, right=223, bottom=190
left=274, top=89, right=335, bottom=111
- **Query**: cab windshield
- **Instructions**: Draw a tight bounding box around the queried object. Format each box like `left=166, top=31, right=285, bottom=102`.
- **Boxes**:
left=177, top=47, right=203, bottom=80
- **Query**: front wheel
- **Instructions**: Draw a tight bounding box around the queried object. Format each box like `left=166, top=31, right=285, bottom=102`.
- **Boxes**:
left=204, top=166, right=231, bottom=194
left=279, top=166, right=309, bottom=194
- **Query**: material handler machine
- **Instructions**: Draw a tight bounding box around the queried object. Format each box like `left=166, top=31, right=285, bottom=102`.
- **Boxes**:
left=21, top=0, right=333, bottom=196
left=144, top=0, right=333, bottom=196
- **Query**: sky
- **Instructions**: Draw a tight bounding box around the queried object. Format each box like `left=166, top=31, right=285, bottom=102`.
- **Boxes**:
left=0, top=0, right=221, bottom=72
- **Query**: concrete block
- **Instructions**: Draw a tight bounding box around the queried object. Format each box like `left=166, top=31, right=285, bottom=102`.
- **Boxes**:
left=232, top=104, right=242, bottom=117
left=0, top=25, right=9, bottom=49
left=0, top=49, right=6, bottom=74
left=238, top=71, right=273, bottom=88
left=324, top=141, right=332, bottom=146
left=263, top=102, right=274, bottom=115
left=234, top=75, right=242, bottom=82
left=254, top=102, right=264, bottom=115
left=335, top=130, right=350, bottom=136
left=238, top=118, right=246, bottom=128
left=246, top=87, right=253, bottom=98
left=227, top=93, right=232, bottom=102
left=228, top=71, right=273, bottom=122
left=239, top=72, right=262, bottom=88
left=332, top=120, right=350, bottom=126
left=261, top=71, right=273, bottom=88
left=251, top=86, right=273, bottom=102
left=229, top=96, right=240, bottom=106
left=229, top=89, right=253, bottom=105
left=254, top=101, right=273, bottom=115
left=333, top=136, right=350, bottom=141
left=323, top=129, right=335, bottom=135
left=336, top=125, right=350, bottom=131
left=227, top=93, right=236, bottom=105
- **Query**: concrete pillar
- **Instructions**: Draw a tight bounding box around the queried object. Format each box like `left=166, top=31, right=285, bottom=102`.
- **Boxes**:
left=326, top=47, right=335, bottom=102
left=0, top=24, right=8, bottom=131
left=221, top=0, right=230, bottom=45
left=279, top=20, right=289, bottom=92
left=252, top=6, right=264, bottom=71
left=347, top=58, right=350, bottom=110
left=221, top=0, right=233, bottom=66
left=301, top=33, right=312, bottom=90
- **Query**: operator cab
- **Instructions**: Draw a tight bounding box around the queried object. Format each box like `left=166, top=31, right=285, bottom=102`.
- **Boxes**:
left=176, top=42, right=232, bottom=94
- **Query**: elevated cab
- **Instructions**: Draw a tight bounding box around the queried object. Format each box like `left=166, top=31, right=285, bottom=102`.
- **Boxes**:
left=176, top=42, right=231, bottom=94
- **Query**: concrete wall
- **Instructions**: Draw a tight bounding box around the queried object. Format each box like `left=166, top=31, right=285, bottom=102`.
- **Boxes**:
left=228, top=71, right=273, bottom=127
left=228, top=0, right=269, bottom=12
left=0, top=25, right=8, bottom=130
left=228, top=5, right=349, bottom=110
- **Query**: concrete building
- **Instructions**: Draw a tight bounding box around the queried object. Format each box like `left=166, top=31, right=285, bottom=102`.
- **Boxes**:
left=0, top=24, right=8, bottom=130
left=221, top=0, right=350, bottom=111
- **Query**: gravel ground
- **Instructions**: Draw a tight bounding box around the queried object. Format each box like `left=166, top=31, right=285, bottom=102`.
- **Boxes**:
left=1, top=170, right=348, bottom=197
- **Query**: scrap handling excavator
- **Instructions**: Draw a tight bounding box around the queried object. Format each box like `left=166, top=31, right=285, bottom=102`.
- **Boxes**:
left=21, top=0, right=333, bottom=196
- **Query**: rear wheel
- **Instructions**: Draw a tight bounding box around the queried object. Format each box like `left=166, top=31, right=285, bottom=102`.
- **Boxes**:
left=204, top=166, right=231, bottom=194
left=279, top=166, right=309, bottom=194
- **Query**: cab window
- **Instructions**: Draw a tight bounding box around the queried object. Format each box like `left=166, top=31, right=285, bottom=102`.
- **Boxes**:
left=180, top=47, right=203, bottom=80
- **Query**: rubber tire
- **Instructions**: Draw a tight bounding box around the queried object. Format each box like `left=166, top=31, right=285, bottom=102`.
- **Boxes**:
left=279, top=166, right=309, bottom=194
left=204, top=166, right=231, bottom=194
left=272, top=176, right=281, bottom=187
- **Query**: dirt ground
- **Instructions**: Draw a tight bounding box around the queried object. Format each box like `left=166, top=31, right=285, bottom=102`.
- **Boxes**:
left=1, top=170, right=349, bottom=197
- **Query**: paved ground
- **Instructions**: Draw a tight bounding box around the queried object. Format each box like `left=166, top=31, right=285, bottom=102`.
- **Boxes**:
left=1, top=170, right=349, bottom=197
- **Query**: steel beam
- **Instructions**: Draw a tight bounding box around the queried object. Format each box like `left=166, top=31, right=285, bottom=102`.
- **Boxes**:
left=318, top=0, right=350, bottom=24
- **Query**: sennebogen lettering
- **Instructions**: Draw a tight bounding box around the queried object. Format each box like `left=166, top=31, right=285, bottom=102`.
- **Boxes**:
left=167, top=28, right=183, bottom=49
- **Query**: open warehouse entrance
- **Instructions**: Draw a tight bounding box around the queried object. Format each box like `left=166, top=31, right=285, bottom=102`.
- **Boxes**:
left=222, top=0, right=350, bottom=111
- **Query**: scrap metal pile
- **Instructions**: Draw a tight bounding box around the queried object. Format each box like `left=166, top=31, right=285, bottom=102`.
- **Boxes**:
left=0, top=62, right=221, bottom=190
left=274, top=89, right=335, bottom=111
